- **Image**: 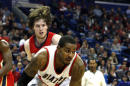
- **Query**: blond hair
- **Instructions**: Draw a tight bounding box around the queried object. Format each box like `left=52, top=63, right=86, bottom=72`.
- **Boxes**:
left=28, top=6, right=52, bottom=29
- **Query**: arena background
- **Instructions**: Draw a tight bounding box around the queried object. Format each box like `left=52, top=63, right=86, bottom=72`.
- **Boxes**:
left=0, top=0, right=129, bottom=86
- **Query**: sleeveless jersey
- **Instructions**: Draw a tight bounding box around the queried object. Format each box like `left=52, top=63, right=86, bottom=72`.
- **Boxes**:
left=29, top=32, right=55, bottom=54
left=37, top=45, right=77, bottom=86
left=0, top=37, right=14, bottom=86
left=26, top=32, right=56, bottom=86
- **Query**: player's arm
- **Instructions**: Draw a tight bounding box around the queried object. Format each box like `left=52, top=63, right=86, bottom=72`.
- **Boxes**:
left=0, top=40, right=13, bottom=77
left=69, top=56, right=85, bottom=86
left=24, top=39, right=32, bottom=61
left=52, top=34, right=61, bottom=45
left=17, top=49, right=48, bottom=86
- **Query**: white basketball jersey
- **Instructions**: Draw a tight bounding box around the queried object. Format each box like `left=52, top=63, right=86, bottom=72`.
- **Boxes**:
left=37, top=45, right=77, bottom=86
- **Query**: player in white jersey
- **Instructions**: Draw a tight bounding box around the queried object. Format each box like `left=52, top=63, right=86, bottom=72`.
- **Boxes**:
left=18, top=35, right=85, bottom=86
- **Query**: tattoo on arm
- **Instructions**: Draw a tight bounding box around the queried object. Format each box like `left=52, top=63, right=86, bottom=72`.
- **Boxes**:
left=70, top=56, right=85, bottom=86
left=0, top=40, right=13, bottom=77
left=24, top=51, right=47, bottom=77
left=24, top=57, right=40, bottom=77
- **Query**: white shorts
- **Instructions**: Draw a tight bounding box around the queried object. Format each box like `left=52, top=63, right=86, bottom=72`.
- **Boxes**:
left=27, top=74, right=38, bottom=86
left=27, top=75, right=71, bottom=86
left=59, top=77, right=71, bottom=86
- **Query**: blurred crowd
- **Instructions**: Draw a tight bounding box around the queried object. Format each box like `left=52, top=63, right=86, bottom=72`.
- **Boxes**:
left=0, top=0, right=129, bottom=85
left=95, top=0, right=130, bottom=3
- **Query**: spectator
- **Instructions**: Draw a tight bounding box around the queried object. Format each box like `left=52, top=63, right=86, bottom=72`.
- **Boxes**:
left=116, top=64, right=128, bottom=80
left=95, top=43, right=100, bottom=54
left=118, top=75, right=130, bottom=86
left=19, top=35, right=28, bottom=51
left=111, top=38, right=121, bottom=51
left=14, top=54, right=21, bottom=65
left=107, top=79, right=118, bottom=86
left=106, top=59, right=112, bottom=73
left=22, top=58, right=29, bottom=68
left=97, top=45, right=105, bottom=56
left=88, top=48, right=97, bottom=60
left=98, top=59, right=107, bottom=72
left=79, top=40, right=89, bottom=58
left=109, top=52, right=118, bottom=65
left=102, top=37, right=111, bottom=50
left=82, top=58, right=106, bottom=86
left=126, top=71, right=130, bottom=81
left=101, top=51, right=108, bottom=63
left=11, top=44, right=19, bottom=61
left=20, top=51, right=26, bottom=59
left=74, top=36, right=81, bottom=50
left=107, top=65, right=117, bottom=84
left=93, top=5, right=103, bottom=18
left=12, top=64, right=21, bottom=85
left=126, top=6, right=130, bottom=18
left=16, top=62, right=24, bottom=75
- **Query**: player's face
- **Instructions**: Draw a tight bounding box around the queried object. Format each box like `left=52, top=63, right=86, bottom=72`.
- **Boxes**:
left=59, top=43, right=76, bottom=65
left=33, top=19, right=48, bottom=39
left=89, top=60, right=97, bottom=71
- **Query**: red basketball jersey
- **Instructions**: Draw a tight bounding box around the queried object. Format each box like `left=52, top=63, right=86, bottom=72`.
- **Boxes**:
left=29, top=32, right=56, bottom=54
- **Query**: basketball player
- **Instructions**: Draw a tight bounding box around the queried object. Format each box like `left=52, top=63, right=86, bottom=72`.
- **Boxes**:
left=24, top=6, right=61, bottom=86
left=24, top=6, right=61, bottom=61
left=18, top=35, right=85, bottom=86
left=0, top=37, right=14, bottom=86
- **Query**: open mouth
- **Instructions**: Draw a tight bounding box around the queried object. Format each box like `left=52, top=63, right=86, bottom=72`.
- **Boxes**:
left=39, top=32, right=43, bottom=35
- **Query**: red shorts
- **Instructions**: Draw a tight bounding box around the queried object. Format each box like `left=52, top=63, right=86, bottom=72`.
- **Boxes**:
left=0, top=71, right=14, bottom=86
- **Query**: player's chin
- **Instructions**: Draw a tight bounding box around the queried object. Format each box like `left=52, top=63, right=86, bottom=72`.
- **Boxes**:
left=64, top=61, right=71, bottom=65
left=38, top=35, right=46, bottom=39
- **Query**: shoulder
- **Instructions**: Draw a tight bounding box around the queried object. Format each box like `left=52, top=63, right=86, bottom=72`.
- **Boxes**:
left=84, top=70, right=90, bottom=75
left=71, top=54, right=85, bottom=77
left=96, top=70, right=103, bottom=75
left=51, top=34, right=61, bottom=45
left=0, top=39, right=10, bottom=53
left=24, top=39, right=30, bottom=51
left=74, top=54, right=85, bottom=70
left=24, top=39, right=30, bottom=44
left=35, top=48, right=48, bottom=57
left=52, top=34, right=61, bottom=40
left=82, top=71, right=90, bottom=78
left=24, top=39, right=30, bottom=46
left=0, top=39, right=9, bottom=49
left=69, top=54, right=85, bottom=85
left=32, top=48, right=48, bottom=70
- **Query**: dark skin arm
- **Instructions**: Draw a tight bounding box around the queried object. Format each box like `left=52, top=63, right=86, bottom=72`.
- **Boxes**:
left=0, top=40, right=13, bottom=77
left=24, top=49, right=48, bottom=77
left=69, top=55, right=85, bottom=86
left=18, top=49, right=48, bottom=86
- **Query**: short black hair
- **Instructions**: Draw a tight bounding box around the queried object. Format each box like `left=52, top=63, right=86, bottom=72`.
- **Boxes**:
left=88, top=58, right=97, bottom=64
left=58, top=35, right=76, bottom=48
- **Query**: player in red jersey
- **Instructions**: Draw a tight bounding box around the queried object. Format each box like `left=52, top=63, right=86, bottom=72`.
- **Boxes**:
left=24, top=6, right=61, bottom=61
left=0, top=37, right=14, bottom=86
left=23, top=6, right=61, bottom=86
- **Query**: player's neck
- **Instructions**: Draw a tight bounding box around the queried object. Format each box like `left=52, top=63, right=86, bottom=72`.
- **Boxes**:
left=55, top=52, right=66, bottom=69
left=90, top=69, right=97, bottom=73
left=36, top=36, right=47, bottom=45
